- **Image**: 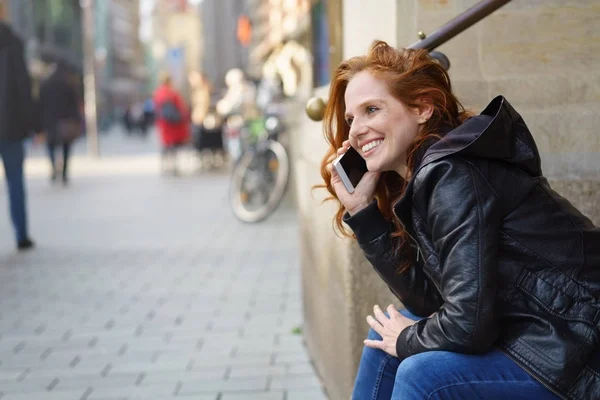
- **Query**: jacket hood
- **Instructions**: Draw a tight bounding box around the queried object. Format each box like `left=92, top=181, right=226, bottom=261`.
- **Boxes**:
left=416, top=95, right=542, bottom=177
left=394, top=96, right=541, bottom=219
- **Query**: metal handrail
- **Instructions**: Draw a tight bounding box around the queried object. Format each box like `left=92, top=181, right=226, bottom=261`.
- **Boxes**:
left=408, top=0, right=512, bottom=51
left=305, top=0, right=512, bottom=121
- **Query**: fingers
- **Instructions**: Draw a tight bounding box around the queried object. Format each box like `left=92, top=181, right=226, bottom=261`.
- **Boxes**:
left=366, top=315, right=383, bottom=336
left=336, top=140, right=351, bottom=156
left=387, top=304, right=400, bottom=320
left=363, top=339, right=383, bottom=349
left=373, top=304, right=388, bottom=324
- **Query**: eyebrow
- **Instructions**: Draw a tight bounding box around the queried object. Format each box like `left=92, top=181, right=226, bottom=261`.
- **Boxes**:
left=344, top=98, right=383, bottom=118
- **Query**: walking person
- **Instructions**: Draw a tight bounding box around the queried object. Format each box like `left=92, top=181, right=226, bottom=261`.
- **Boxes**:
left=153, top=73, right=190, bottom=175
left=321, top=41, right=599, bottom=399
left=38, top=61, right=81, bottom=185
left=0, top=20, right=35, bottom=250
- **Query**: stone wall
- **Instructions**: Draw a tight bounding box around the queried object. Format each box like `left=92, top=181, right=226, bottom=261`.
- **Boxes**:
left=293, top=1, right=599, bottom=399
left=402, top=0, right=600, bottom=222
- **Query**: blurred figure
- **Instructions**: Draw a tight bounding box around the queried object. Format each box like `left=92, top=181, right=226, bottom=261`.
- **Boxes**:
left=0, top=20, right=35, bottom=250
left=38, top=61, right=81, bottom=184
left=153, top=73, right=190, bottom=175
left=129, top=100, right=145, bottom=136
left=142, top=97, right=155, bottom=131
left=123, top=104, right=133, bottom=134
left=190, top=72, right=211, bottom=126
left=216, top=68, right=256, bottom=119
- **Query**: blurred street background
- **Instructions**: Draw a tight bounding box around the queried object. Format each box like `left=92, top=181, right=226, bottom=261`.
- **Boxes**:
left=0, top=0, right=327, bottom=399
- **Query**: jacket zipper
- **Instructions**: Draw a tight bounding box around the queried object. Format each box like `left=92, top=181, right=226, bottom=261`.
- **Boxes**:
left=496, top=346, right=568, bottom=400
left=399, top=220, right=422, bottom=262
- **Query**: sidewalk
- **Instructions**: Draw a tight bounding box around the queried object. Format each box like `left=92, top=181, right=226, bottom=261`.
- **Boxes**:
left=0, top=131, right=328, bottom=400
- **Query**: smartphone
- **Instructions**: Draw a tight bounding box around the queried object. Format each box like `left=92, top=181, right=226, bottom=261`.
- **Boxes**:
left=333, top=146, right=368, bottom=193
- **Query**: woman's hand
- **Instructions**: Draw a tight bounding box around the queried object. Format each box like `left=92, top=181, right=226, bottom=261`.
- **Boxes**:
left=364, top=304, right=417, bottom=357
left=329, top=140, right=380, bottom=216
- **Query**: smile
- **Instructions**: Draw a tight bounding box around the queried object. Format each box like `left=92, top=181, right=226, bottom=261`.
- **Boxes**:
left=362, top=139, right=383, bottom=154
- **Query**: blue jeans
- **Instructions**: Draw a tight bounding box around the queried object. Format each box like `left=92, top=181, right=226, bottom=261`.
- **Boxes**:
left=0, top=140, right=29, bottom=242
left=352, top=310, right=559, bottom=400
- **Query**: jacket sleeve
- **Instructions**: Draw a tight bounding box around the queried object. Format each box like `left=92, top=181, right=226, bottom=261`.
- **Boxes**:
left=396, top=159, right=501, bottom=359
left=344, top=202, right=443, bottom=317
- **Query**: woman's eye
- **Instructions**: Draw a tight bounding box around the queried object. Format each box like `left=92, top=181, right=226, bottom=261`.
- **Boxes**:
left=346, top=118, right=353, bottom=126
left=366, top=106, right=378, bottom=114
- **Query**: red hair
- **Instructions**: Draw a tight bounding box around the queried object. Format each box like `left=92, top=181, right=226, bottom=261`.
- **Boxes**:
left=318, top=40, right=472, bottom=273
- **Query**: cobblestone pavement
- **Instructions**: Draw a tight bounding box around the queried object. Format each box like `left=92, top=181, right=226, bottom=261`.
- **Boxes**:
left=0, top=132, right=328, bottom=400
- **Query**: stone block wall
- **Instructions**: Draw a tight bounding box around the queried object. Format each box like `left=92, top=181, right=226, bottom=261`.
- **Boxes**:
left=405, top=0, right=600, bottom=220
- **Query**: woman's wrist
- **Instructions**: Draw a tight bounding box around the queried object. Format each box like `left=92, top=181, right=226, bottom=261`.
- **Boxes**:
left=347, top=201, right=372, bottom=217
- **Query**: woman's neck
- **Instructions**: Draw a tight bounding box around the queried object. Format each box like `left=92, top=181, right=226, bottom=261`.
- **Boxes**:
left=395, top=164, right=411, bottom=180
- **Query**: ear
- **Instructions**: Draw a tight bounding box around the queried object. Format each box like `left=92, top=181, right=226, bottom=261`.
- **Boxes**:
left=414, top=97, right=434, bottom=124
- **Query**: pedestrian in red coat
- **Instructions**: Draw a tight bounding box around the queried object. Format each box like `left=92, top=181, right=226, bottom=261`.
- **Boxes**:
left=153, top=74, right=190, bottom=175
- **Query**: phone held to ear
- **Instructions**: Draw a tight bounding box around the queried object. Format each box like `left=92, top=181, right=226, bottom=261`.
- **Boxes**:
left=333, top=146, right=368, bottom=193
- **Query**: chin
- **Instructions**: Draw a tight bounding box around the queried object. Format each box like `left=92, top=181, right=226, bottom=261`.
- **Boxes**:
left=366, top=160, right=383, bottom=173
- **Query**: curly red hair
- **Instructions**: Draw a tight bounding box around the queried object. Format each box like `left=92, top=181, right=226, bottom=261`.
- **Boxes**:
left=317, top=40, right=472, bottom=273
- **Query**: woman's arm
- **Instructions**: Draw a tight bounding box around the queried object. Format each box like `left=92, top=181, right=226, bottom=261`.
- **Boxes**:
left=344, top=202, right=443, bottom=317
left=396, top=158, right=501, bottom=359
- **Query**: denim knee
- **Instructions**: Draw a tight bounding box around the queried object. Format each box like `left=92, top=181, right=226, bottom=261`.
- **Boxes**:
left=362, top=328, right=390, bottom=363
left=394, top=352, right=435, bottom=398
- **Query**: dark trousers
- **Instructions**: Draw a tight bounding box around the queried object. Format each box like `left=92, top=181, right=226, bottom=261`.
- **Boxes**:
left=47, top=141, right=71, bottom=179
left=0, top=140, right=28, bottom=242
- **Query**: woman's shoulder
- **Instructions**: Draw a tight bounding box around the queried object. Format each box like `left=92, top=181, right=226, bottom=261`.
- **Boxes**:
left=413, top=156, right=477, bottom=186
left=413, top=155, right=537, bottom=212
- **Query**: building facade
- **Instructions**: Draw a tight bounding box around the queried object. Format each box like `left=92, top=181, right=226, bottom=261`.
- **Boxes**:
left=97, top=0, right=146, bottom=122
left=148, top=0, right=203, bottom=91
left=200, top=0, right=246, bottom=91
left=3, top=0, right=83, bottom=80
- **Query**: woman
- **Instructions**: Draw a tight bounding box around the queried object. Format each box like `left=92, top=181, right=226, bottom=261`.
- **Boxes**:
left=38, top=61, right=81, bottom=184
left=153, top=73, right=190, bottom=175
left=320, top=41, right=599, bottom=399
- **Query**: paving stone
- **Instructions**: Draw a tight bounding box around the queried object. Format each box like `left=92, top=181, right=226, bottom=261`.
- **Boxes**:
left=220, top=392, right=285, bottom=400
left=140, top=367, right=227, bottom=385
left=83, top=384, right=178, bottom=399
left=287, top=388, right=329, bottom=400
left=228, top=365, right=287, bottom=379
left=273, top=352, right=311, bottom=364
left=178, top=377, right=268, bottom=394
left=270, top=375, right=322, bottom=390
left=0, top=377, right=53, bottom=393
left=51, top=373, right=140, bottom=391
left=287, top=362, right=319, bottom=376
left=1, top=389, right=87, bottom=400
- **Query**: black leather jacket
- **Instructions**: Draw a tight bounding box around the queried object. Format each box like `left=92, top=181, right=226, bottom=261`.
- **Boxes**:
left=344, top=96, right=600, bottom=399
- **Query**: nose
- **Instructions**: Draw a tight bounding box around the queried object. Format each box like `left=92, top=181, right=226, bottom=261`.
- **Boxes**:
left=348, top=118, right=367, bottom=141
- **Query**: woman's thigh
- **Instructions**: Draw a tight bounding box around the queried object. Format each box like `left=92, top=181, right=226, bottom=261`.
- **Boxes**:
left=352, top=309, right=422, bottom=400
left=392, top=349, right=560, bottom=400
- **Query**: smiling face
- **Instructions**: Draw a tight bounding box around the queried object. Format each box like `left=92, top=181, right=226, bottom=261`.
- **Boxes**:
left=344, top=71, right=427, bottom=176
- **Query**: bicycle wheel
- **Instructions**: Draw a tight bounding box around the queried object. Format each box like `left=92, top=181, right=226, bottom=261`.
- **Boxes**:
left=229, top=140, right=290, bottom=223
